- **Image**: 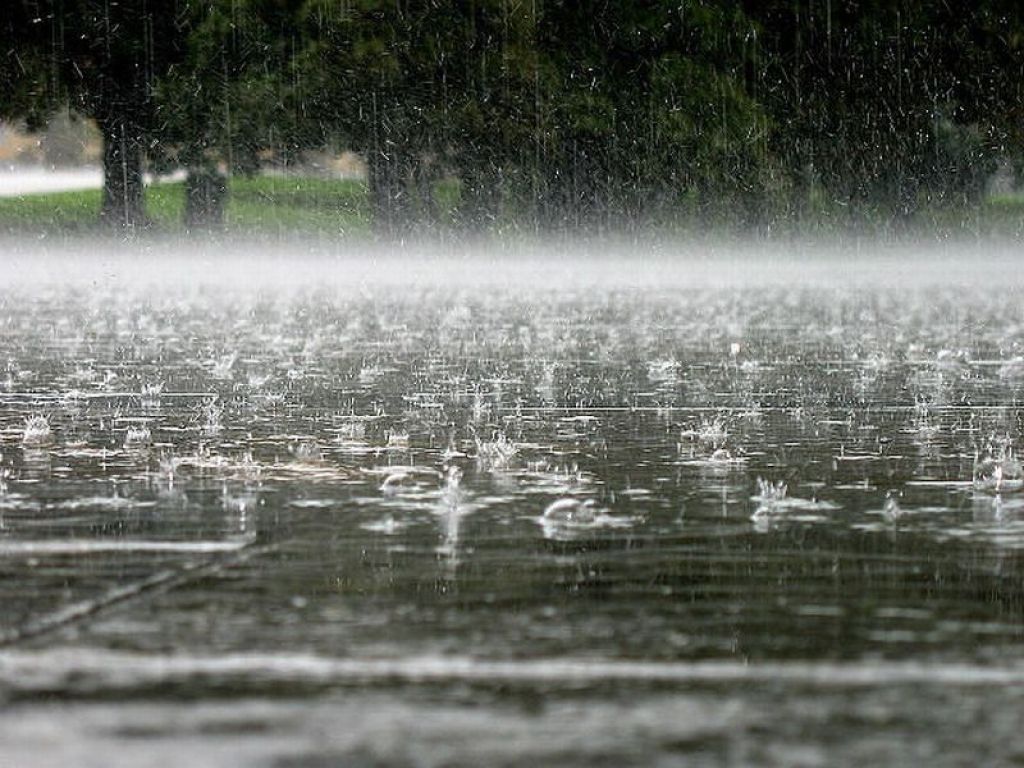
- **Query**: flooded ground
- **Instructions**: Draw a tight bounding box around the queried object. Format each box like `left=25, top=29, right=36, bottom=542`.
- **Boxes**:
left=2, top=240, right=1024, bottom=766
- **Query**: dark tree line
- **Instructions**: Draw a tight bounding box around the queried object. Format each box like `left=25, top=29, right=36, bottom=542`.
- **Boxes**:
left=1, top=1, right=191, bottom=227
left=2, top=1, right=1023, bottom=233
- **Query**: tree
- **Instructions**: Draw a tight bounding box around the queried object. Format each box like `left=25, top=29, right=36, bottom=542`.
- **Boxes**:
left=7, top=0, right=1022, bottom=235
left=153, top=0, right=309, bottom=230
left=1, top=1, right=191, bottom=229
left=523, top=1, right=770, bottom=230
left=300, top=0, right=457, bottom=235
left=743, top=1, right=1024, bottom=225
left=299, top=0, right=770, bottom=234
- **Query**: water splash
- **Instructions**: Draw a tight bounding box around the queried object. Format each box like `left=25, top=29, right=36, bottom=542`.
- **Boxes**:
left=22, top=415, right=52, bottom=448
left=211, top=352, right=238, bottom=380
left=473, top=429, right=519, bottom=469
left=201, top=400, right=224, bottom=436
left=124, top=424, right=152, bottom=448
left=882, top=491, right=904, bottom=523
left=973, top=441, right=1023, bottom=493
left=140, top=381, right=164, bottom=407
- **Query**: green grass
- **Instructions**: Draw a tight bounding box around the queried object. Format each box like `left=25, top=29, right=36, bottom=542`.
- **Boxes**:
left=227, top=176, right=370, bottom=235
left=0, top=175, right=372, bottom=236
left=2, top=173, right=1024, bottom=238
left=0, top=186, right=106, bottom=232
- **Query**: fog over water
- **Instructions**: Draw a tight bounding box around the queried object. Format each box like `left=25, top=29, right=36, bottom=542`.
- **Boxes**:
left=2, top=238, right=1024, bottom=766
left=4, top=236, right=1020, bottom=289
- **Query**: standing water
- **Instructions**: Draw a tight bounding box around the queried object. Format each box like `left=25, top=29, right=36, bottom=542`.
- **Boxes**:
left=1, top=242, right=1024, bottom=766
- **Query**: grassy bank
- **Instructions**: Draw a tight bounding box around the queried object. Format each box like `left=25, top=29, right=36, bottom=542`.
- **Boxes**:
left=1, top=173, right=1024, bottom=239
left=0, top=175, right=372, bottom=236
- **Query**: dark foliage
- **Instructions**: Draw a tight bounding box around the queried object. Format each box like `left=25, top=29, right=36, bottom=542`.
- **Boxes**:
left=2, top=0, right=1022, bottom=233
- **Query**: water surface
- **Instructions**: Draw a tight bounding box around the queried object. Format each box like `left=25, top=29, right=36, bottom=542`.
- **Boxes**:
left=2, top=242, right=1023, bottom=765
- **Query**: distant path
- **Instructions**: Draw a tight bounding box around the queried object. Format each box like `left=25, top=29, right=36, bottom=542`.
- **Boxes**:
left=0, top=167, right=103, bottom=197
left=0, top=167, right=185, bottom=197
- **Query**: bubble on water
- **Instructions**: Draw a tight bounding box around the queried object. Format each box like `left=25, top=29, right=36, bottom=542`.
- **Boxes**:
left=542, top=497, right=599, bottom=524
left=378, top=467, right=440, bottom=495
left=537, top=496, right=635, bottom=540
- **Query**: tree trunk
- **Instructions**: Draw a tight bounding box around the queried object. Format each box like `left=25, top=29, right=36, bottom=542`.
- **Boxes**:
left=367, top=150, right=414, bottom=237
left=98, top=116, right=147, bottom=229
left=184, top=167, right=228, bottom=231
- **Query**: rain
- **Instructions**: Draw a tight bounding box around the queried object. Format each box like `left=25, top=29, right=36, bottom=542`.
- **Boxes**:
left=2, top=2, right=1024, bottom=766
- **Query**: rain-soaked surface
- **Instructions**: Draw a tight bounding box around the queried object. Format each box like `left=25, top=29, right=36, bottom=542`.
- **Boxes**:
left=2, top=240, right=1024, bottom=766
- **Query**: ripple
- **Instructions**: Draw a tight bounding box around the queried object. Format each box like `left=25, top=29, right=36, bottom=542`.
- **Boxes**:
left=3, top=649, right=1024, bottom=693
left=0, top=538, right=253, bottom=556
